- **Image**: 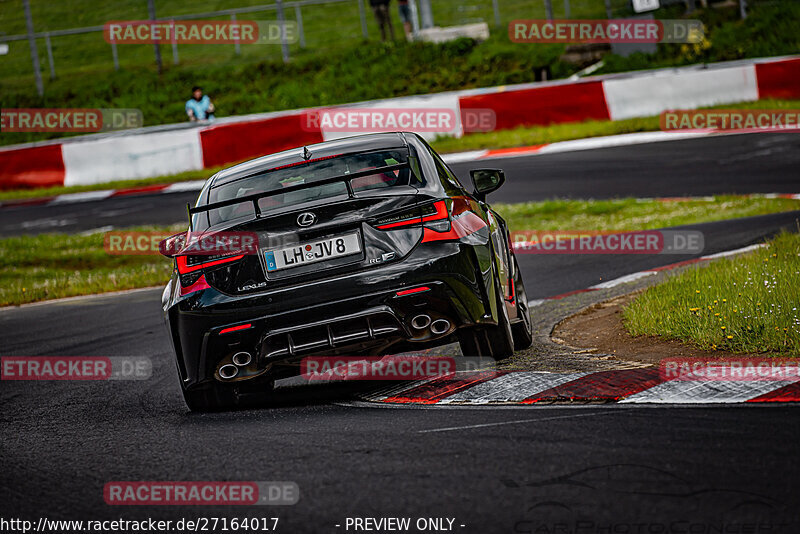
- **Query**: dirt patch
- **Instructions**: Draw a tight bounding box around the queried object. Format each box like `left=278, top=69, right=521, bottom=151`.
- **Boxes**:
left=553, top=291, right=761, bottom=366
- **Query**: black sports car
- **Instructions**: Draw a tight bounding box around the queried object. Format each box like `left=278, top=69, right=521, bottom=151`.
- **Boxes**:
left=161, top=132, right=532, bottom=410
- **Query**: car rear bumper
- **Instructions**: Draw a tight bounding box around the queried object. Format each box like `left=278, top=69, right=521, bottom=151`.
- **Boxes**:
left=165, top=242, right=494, bottom=389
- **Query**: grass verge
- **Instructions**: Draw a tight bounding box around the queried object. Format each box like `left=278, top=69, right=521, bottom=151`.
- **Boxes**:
left=2, top=196, right=799, bottom=307
left=0, top=225, right=181, bottom=307
left=623, top=232, right=800, bottom=355
left=2, top=98, right=799, bottom=203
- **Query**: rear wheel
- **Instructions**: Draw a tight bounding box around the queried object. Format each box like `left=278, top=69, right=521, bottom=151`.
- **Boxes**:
left=511, top=259, right=533, bottom=350
left=457, top=276, right=515, bottom=360
left=182, top=378, right=274, bottom=412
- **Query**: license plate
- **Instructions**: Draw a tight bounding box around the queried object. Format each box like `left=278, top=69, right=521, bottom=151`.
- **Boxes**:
left=264, top=232, right=361, bottom=272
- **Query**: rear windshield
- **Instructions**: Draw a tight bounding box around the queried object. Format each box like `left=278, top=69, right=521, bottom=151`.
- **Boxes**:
left=194, top=149, right=420, bottom=230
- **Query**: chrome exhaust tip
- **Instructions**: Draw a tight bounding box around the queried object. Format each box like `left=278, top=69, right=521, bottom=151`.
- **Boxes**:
left=430, top=319, right=451, bottom=335
left=218, top=364, right=239, bottom=380
left=232, top=351, right=252, bottom=367
left=410, top=314, right=432, bottom=330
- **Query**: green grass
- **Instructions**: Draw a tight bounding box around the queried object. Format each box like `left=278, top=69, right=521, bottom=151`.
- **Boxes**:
left=0, top=225, right=181, bottom=307
left=2, top=97, right=799, bottom=202
left=494, top=196, right=800, bottom=232
left=1, top=0, right=796, bottom=147
left=0, top=166, right=222, bottom=202
left=623, top=232, right=800, bottom=355
left=2, top=196, right=799, bottom=307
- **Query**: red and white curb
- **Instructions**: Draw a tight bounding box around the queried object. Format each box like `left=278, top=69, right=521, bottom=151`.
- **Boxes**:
left=526, top=243, right=767, bottom=308
left=357, top=369, right=800, bottom=405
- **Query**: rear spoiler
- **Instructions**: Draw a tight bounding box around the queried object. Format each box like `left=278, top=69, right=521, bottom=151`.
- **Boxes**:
left=188, top=162, right=408, bottom=218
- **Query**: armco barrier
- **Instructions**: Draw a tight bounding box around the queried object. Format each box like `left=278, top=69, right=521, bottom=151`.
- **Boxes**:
left=0, top=144, right=65, bottom=189
left=1, top=55, right=798, bottom=190
left=755, top=57, right=800, bottom=99
left=62, top=129, right=204, bottom=187
left=602, top=63, right=758, bottom=120
left=458, top=80, right=610, bottom=129
left=200, top=112, right=323, bottom=169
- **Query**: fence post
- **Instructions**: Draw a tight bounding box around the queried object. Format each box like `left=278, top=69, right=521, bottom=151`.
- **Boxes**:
left=563, top=0, right=570, bottom=18
left=604, top=0, right=613, bottom=19
left=276, top=0, right=290, bottom=63
left=358, top=0, right=369, bottom=39
left=294, top=5, right=306, bottom=48
left=739, top=0, right=747, bottom=19
left=544, top=0, right=553, bottom=20
left=170, top=20, right=179, bottom=64
left=231, top=13, right=241, bottom=55
left=22, top=0, right=44, bottom=97
left=111, top=40, right=120, bottom=70
left=44, top=32, right=55, bottom=80
left=147, top=0, right=163, bottom=73
left=491, top=0, right=500, bottom=28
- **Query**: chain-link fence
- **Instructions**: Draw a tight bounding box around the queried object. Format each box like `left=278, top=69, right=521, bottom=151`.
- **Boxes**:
left=0, top=0, right=757, bottom=93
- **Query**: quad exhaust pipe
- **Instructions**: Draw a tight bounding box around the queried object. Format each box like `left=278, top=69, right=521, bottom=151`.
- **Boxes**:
left=218, top=364, right=239, bottom=380
left=430, top=319, right=451, bottom=335
left=218, top=351, right=254, bottom=381
left=409, top=314, right=451, bottom=337
left=232, top=351, right=252, bottom=367
left=410, top=314, right=432, bottom=330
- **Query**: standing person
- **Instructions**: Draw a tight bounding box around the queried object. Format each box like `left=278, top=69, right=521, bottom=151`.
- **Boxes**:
left=185, top=86, right=216, bottom=122
left=370, top=0, right=395, bottom=42
left=397, top=0, right=412, bottom=39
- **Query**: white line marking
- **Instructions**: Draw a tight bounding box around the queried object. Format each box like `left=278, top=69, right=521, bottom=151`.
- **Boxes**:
left=701, top=243, right=765, bottom=260
left=591, top=270, right=658, bottom=289
left=51, top=190, right=114, bottom=204
left=78, top=225, right=114, bottom=236
left=163, top=180, right=206, bottom=192
left=527, top=299, right=546, bottom=308
left=418, top=411, right=615, bottom=433
left=440, top=150, right=489, bottom=164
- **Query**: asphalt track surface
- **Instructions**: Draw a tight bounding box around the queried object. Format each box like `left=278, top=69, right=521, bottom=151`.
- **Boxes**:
left=2, top=133, right=800, bottom=531
left=1, top=132, right=799, bottom=237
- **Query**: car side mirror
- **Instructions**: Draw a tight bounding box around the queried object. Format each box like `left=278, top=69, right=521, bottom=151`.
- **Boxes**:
left=469, top=169, right=505, bottom=202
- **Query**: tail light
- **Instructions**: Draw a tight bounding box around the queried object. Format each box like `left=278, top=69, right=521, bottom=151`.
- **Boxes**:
left=176, top=253, right=245, bottom=289
left=421, top=198, right=488, bottom=243
left=375, top=200, right=449, bottom=230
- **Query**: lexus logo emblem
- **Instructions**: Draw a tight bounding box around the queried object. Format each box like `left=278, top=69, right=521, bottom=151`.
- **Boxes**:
left=296, top=212, right=317, bottom=227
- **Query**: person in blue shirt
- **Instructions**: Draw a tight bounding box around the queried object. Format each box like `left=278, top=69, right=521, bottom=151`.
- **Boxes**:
left=185, top=86, right=216, bottom=121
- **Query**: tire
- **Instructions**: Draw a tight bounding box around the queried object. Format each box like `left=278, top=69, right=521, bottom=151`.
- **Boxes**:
left=182, top=378, right=274, bottom=412
left=484, top=275, right=515, bottom=360
left=182, top=384, right=238, bottom=412
left=458, top=276, right=515, bottom=360
left=511, top=259, right=533, bottom=350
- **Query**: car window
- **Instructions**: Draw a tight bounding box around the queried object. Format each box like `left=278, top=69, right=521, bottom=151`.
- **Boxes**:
left=194, top=149, right=420, bottom=229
